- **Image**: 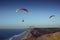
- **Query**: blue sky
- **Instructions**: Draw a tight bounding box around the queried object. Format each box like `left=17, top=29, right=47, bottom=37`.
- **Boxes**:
left=0, top=0, right=60, bottom=28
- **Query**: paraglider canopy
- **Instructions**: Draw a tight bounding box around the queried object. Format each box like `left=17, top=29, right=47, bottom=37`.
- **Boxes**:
left=16, top=8, right=28, bottom=13
left=49, top=14, right=55, bottom=19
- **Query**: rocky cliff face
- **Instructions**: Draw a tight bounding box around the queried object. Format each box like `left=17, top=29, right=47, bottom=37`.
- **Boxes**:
left=19, top=28, right=60, bottom=40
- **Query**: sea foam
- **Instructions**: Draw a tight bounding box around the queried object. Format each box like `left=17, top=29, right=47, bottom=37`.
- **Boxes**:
left=8, top=31, right=27, bottom=40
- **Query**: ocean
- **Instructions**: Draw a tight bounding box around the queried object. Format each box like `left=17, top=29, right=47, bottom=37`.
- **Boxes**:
left=0, top=29, right=26, bottom=40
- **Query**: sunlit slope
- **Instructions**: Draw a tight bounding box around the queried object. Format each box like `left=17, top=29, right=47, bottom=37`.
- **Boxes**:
left=20, top=28, right=60, bottom=40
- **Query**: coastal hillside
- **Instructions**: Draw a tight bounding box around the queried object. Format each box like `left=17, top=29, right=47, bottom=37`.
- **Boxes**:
left=19, top=28, right=60, bottom=40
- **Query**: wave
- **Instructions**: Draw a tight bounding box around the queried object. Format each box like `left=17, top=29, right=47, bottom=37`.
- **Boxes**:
left=8, top=30, right=27, bottom=40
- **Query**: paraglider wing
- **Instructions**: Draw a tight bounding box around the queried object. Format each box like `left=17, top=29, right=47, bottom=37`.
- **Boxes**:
left=16, top=9, right=19, bottom=12
left=49, top=15, right=55, bottom=19
left=16, top=8, right=28, bottom=13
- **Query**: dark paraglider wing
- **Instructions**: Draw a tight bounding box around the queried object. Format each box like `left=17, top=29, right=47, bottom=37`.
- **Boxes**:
left=49, top=15, right=55, bottom=19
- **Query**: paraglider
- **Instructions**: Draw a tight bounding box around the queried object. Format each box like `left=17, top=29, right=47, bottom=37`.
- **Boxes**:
left=16, top=8, right=28, bottom=13
left=49, top=14, right=56, bottom=22
left=49, top=15, right=55, bottom=19
left=16, top=8, right=29, bottom=22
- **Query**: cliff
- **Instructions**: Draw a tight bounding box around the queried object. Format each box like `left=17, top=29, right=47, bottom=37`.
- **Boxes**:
left=19, top=28, right=60, bottom=40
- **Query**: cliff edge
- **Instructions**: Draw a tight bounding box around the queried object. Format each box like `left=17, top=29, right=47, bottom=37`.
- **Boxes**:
left=19, top=28, right=60, bottom=40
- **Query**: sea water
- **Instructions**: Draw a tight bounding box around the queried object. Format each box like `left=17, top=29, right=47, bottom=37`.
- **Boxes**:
left=0, top=29, right=26, bottom=40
